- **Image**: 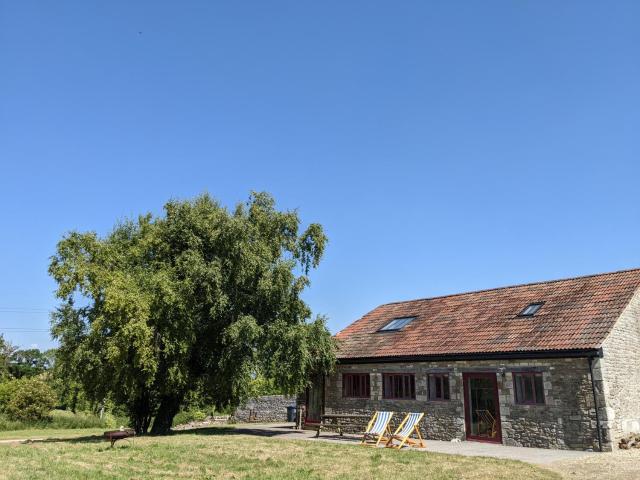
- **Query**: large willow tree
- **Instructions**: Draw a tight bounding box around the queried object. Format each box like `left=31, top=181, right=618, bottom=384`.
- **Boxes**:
left=49, top=192, right=335, bottom=434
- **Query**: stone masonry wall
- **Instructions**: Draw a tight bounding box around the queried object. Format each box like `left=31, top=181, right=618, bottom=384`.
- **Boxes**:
left=601, top=287, right=640, bottom=447
left=233, top=395, right=296, bottom=423
left=325, top=358, right=603, bottom=450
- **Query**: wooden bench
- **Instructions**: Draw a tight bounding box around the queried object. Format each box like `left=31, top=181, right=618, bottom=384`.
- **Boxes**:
left=315, top=414, right=370, bottom=438
left=104, top=428, right=135, bottom=447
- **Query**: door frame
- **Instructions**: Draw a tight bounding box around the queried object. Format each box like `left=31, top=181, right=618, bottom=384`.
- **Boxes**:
left=462, top=372, right=502, bottom=443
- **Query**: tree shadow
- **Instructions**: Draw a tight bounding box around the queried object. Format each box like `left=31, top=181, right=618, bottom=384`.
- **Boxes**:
left=169, top=424, right=361, bottom=444
left=22, top=434, right=104, bottom=445
left=15, top=423, right=340, bottom=446
left=171, top=424, right=299, bottom=438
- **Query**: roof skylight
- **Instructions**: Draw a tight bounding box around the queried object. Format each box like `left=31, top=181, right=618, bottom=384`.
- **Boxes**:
left=378, top=316, right=416, bottom=332
left=518, top=302, right=544, bottom=317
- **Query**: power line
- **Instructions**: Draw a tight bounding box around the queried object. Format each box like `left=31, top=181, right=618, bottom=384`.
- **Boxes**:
left=0, top=310, right=51, bottom=314
left=0, top=329, right=50, bottom=332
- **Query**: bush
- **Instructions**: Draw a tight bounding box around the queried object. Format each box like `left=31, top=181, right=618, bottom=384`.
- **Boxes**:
left=3, top=378, right=56, bottom=422
left=0, top=380, right=19, bottom=409
left=172, top=408, right=207, bottom=427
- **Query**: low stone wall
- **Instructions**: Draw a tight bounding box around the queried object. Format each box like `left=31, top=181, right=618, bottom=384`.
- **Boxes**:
left=233, top=395, right=296, bottom=423
left=173, top=415, right=231, bottom=430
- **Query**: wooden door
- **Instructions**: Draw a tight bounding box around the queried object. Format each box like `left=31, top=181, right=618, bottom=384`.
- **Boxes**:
left=305, top=375, right=324, bottom=424
left=463, top=372, right=502, bottom=443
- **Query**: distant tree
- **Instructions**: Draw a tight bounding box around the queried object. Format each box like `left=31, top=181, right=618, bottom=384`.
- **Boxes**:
left=0, top=336, right=16, bottom=381
left=8, top=348, right=52, bottom=379
left=49, top=192, right=336, bottom=434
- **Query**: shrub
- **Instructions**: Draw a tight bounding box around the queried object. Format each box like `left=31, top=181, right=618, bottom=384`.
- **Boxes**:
left=4, top=378, right=56, bottom=422
left=172, top=408, right=207, bottom=427
left=0, top=381, right=18, bottom=410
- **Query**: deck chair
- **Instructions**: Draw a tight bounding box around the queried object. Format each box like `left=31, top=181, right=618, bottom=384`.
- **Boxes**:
left=361, top=411, right=394, bottom=447
left=385, top=412, right=425, bottom=449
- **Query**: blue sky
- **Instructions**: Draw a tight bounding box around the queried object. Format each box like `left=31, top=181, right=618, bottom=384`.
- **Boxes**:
left=1, top=1, right=639, bottom=349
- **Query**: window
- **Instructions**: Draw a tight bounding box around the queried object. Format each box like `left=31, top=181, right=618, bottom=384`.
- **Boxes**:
left=513, top=372, right=545, bottom=405
left=383, top=373, right=415, bottom=399
left=378, top=316, right=416, bottom=332
left=518, top=302, right=544, bottom=317
left=428, top=374, right=450, bottom=401
left=342, top=373, right=370, bottom=398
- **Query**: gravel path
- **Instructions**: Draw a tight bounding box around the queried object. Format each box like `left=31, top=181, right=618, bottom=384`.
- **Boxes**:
left=548, top=449, right=640, bottom=479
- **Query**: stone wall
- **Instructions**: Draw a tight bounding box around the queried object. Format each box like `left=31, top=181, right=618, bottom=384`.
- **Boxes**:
left=173, top=415, right=231, bottom=430
left=601, top=288, right=640, bottom=447
left=324, top=358, right=604, bottom=450
left=233, top=395, right=296, bottom=423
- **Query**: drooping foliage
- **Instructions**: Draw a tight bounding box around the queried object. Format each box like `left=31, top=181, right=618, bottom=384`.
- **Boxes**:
left=49, top=192, right=335, bottom=433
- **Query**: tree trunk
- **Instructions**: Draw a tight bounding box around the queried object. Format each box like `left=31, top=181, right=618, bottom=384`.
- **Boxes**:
left=150, top=394, right=182, bottom=435
left=131, top=393, right=153, bottom=435
left=71, top=387, right=79, bottom=413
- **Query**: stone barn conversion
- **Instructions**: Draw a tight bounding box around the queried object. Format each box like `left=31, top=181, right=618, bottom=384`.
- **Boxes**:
left=304, top=268, right=640, bottom=451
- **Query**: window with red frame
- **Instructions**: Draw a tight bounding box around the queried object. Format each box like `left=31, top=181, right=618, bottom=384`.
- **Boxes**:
left=342, top=373, right=370, bottom=398
left=382, top=373, right=415, bottom=399
left=513, top=372, right=545, bottom=405
left=428, top=373, right=450, bottom=401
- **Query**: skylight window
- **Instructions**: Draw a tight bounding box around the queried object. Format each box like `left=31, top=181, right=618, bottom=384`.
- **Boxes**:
left=518, top=302, right=544, bottom=317
left=378, top=316, right=416, bottom=332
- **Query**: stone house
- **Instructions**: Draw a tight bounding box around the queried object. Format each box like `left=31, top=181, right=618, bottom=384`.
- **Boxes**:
left=304, top=269, right=640, bottom=451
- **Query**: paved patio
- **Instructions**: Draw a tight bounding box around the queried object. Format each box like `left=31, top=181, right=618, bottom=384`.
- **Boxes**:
left=230, top=423, right=596, bottom=466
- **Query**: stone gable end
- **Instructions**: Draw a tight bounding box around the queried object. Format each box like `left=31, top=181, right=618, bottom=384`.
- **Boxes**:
left=600, top=286, right=640, bottom=445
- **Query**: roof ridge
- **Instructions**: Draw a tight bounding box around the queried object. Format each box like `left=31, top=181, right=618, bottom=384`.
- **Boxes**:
left=382, top=267, right=640, bottom=306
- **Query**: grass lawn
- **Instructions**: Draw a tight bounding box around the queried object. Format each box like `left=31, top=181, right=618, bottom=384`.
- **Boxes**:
left=0, top=426, right=560, bottom=480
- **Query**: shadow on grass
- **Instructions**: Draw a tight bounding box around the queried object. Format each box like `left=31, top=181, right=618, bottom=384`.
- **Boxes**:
left=17, top=424, right=359, bottom=447
left=23, top=435, right=104, bottom=445
left=170, top=424, right=362, bottom=444
left=18, top=425, right=296, bottom=446
left=171, top=424, right=297, bottom=438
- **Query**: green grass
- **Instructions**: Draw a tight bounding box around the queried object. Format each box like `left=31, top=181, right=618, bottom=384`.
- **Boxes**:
left=0, top=427, right=561, bottom=480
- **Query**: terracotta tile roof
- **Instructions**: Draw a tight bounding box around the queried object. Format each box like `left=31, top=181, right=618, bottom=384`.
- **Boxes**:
left=335, top=268, right=640, bottom=360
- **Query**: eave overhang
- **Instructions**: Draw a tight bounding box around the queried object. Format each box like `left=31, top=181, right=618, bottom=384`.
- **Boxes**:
left=336, top=347, right=604, bottom=365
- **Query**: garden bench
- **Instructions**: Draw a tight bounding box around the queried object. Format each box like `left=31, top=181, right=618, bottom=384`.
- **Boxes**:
left=315, top=414, right=370, bottom=438
left=104, top=428, right=135, bottom=447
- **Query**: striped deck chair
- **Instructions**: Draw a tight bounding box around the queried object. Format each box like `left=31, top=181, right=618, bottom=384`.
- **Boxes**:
left=361, top=411, right=394, bottom=447
left=385, top=412, right=425, bottom=449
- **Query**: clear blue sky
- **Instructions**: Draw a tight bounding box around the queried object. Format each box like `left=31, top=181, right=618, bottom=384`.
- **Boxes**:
left=1, top=1, right=639, bottom=349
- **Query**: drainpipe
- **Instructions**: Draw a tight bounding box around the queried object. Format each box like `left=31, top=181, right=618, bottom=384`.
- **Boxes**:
left=587, top=354, right=603, bottom=452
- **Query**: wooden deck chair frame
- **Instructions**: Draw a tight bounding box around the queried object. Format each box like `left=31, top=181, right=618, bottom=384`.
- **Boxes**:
left=361, top=411, right=394, bottom=447
left=385, top=412, right=425, bottom=449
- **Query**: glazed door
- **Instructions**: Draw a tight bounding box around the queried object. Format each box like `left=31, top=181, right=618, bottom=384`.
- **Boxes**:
left=463, top=372, right=502, bottom=443
left=305, top=375, right=324, bottom=423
